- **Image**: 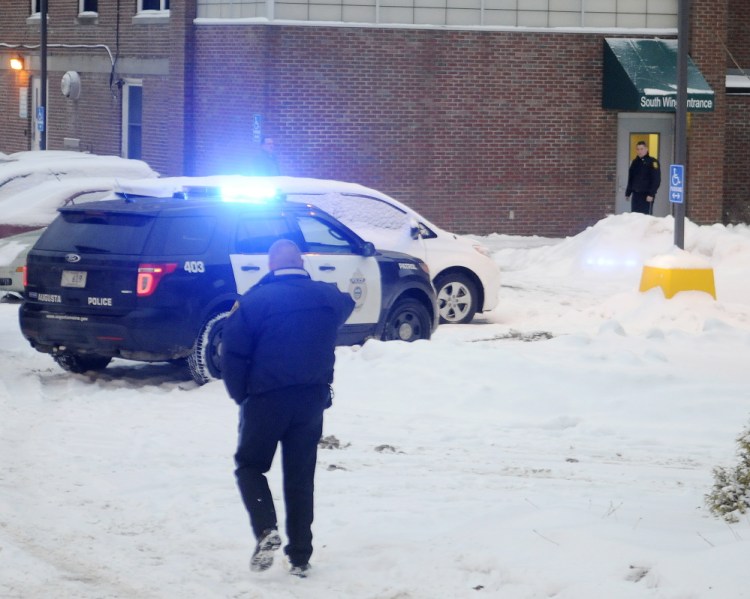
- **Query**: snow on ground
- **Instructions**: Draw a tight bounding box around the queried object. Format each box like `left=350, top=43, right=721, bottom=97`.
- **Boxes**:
left=3, top=213, right=750, bottom=598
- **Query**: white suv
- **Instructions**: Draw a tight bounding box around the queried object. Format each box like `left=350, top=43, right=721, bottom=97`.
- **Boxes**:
left=115, top=176, right=500, bottom=324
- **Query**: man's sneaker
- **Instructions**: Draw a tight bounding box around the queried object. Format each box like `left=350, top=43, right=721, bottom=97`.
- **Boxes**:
left=250, top=529, right=282, bottom=572
left=289, top=563, right=311, bottom=578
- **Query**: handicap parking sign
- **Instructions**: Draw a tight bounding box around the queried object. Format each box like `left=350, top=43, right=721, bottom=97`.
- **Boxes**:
left=36, top=106, right=45, bottom=132
left=252, top=114, right=262, bottom=144
left=669, top=164, right=684, bottom=204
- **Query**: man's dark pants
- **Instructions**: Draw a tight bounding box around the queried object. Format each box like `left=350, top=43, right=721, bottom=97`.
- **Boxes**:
left=631, top=192, right=652, bottom=215
left=234, top=385, right=328, bottom=567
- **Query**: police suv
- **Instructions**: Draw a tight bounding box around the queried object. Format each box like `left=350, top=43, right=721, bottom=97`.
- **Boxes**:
left=19, top=184, right=438, bottom=384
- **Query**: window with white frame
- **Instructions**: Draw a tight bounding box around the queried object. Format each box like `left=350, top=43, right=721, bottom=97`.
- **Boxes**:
left=31, top=0, right=40, bottom=15
left=122, top=81, right=143, bottom=160
left=196, top=0, right=678, bottom=28
left=139, top=0, right=170, bottom=11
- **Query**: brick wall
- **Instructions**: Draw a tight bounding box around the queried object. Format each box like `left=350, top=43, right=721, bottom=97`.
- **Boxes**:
left=0, top=68, right=31, bottom=150
left=724, top=97, right=750, bottom=223
left=724, top=0, right=750, bottom=224
left=728, top=0, right=750, bottom=69
left=688, top=0, right=727, bottom=225
left=1, top=2, right=34, bottom=150
left=0, top=0, right=175, bottom=174
left=192, top=26, right=621, bottom=236
left=2, top=1, right=744, bottom=236
left=169, top=0, right=198, bottom=176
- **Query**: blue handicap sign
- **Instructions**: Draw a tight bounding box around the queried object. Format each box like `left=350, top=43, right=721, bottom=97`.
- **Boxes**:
left=36, top=106, right=45, bottom=132
left=669, top=164, right=684, bottom=204
left=252, top=114, right=263, bottom=144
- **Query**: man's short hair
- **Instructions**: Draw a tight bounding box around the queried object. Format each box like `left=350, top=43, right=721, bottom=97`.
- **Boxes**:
left=268, top=239, right=303, bottom=271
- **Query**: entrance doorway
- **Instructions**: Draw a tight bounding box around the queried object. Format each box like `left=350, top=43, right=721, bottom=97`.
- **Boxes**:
left=616, top=113, right=674, bottom=217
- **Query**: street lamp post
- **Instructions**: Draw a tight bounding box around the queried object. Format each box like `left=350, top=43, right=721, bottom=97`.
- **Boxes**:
left=674, top=0, right=689, bottom=249
left=40, top=0, right=48, bottom=150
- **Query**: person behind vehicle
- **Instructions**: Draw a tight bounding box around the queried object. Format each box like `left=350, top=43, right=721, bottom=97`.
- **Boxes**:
left=249, top=136, right=280, bottom=176
left=625, top=141, right=661, bottom=215
left=221, top=239, right=355, bottom=578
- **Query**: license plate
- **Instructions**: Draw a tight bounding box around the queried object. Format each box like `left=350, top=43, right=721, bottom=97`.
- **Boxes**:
left=61, top=270, right=87, bottom=288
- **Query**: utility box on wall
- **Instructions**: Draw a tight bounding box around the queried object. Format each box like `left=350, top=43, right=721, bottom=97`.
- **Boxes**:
left=61, top=71, right=81, bottom=100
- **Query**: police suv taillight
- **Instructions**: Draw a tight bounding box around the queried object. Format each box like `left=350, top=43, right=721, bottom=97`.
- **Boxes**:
left=137, top=263, right=178, bottom=297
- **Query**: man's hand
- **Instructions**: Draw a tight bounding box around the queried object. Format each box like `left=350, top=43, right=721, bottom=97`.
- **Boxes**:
left=646, top=196, right=654, bottom=202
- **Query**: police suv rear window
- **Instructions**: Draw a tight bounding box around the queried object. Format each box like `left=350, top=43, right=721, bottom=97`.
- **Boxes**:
left=34, top=212, right=154, bottom=254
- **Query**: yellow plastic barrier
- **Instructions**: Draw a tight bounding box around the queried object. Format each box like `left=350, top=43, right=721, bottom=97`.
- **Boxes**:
left=639, top=266, right=716, bottom=299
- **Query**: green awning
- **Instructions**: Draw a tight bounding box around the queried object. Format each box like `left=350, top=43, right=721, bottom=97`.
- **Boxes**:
left=603, top=38, right=714, bottom=113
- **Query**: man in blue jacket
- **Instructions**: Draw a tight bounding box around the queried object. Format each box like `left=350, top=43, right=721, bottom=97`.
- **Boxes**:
left=221, top=239, right=355, bottom=578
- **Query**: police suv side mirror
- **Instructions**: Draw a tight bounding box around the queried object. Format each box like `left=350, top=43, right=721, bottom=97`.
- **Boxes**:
left=360, top=241, right=376, bottom=257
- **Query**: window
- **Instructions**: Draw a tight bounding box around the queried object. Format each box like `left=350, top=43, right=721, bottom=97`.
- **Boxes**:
left=150, top=217, right=217, bottom=255
left=234, top=218, right=294, bottom=254
left=289, top=193, right=409, bottom=232
left=79, top=0, right=98, bottom=12
left=139, top=0, right=170, bottom=11
left=122, top=82, right=143, bottom=160
left=31, top=0, right=40, bottom=15
left=296, top=216, right=355, bottom=254
left=36, top=212, right=155, bottom=254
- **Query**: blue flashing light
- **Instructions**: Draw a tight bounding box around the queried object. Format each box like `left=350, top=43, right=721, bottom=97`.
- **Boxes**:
left=174, top=182, right=281, bottom=203
left=219, top=181, right=279, bottom=203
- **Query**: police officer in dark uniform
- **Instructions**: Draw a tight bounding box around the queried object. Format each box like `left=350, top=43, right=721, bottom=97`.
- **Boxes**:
left=221, top=239, right=355, bottom=577
left=625, top=141, right=661, bottom=215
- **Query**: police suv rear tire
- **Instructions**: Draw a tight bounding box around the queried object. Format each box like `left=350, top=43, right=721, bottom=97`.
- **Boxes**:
left=434, top=273, right=478, bottom=324
left=382, top=298, right=432, bottom=342
left=54, top=353, right=112, bottom=374
left=188, top=311, right=230, bottom=385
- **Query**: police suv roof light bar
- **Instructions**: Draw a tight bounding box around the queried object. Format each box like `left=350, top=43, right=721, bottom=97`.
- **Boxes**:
left=174, top=183, right=280, bottom=204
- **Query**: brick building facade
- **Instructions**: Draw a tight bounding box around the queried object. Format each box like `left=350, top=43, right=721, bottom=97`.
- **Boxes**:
left=1, top=0, right=748, bottom=237
left=724, top=0, right=750, bottom=224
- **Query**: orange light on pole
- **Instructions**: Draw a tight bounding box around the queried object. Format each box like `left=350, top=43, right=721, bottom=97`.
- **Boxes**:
left=9, top=55, right=24, bottom=71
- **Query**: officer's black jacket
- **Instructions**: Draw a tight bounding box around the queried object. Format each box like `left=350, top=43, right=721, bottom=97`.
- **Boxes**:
left=221, top=268, right=355, bottom=404
left=626, top=154, right=661, bottom=197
